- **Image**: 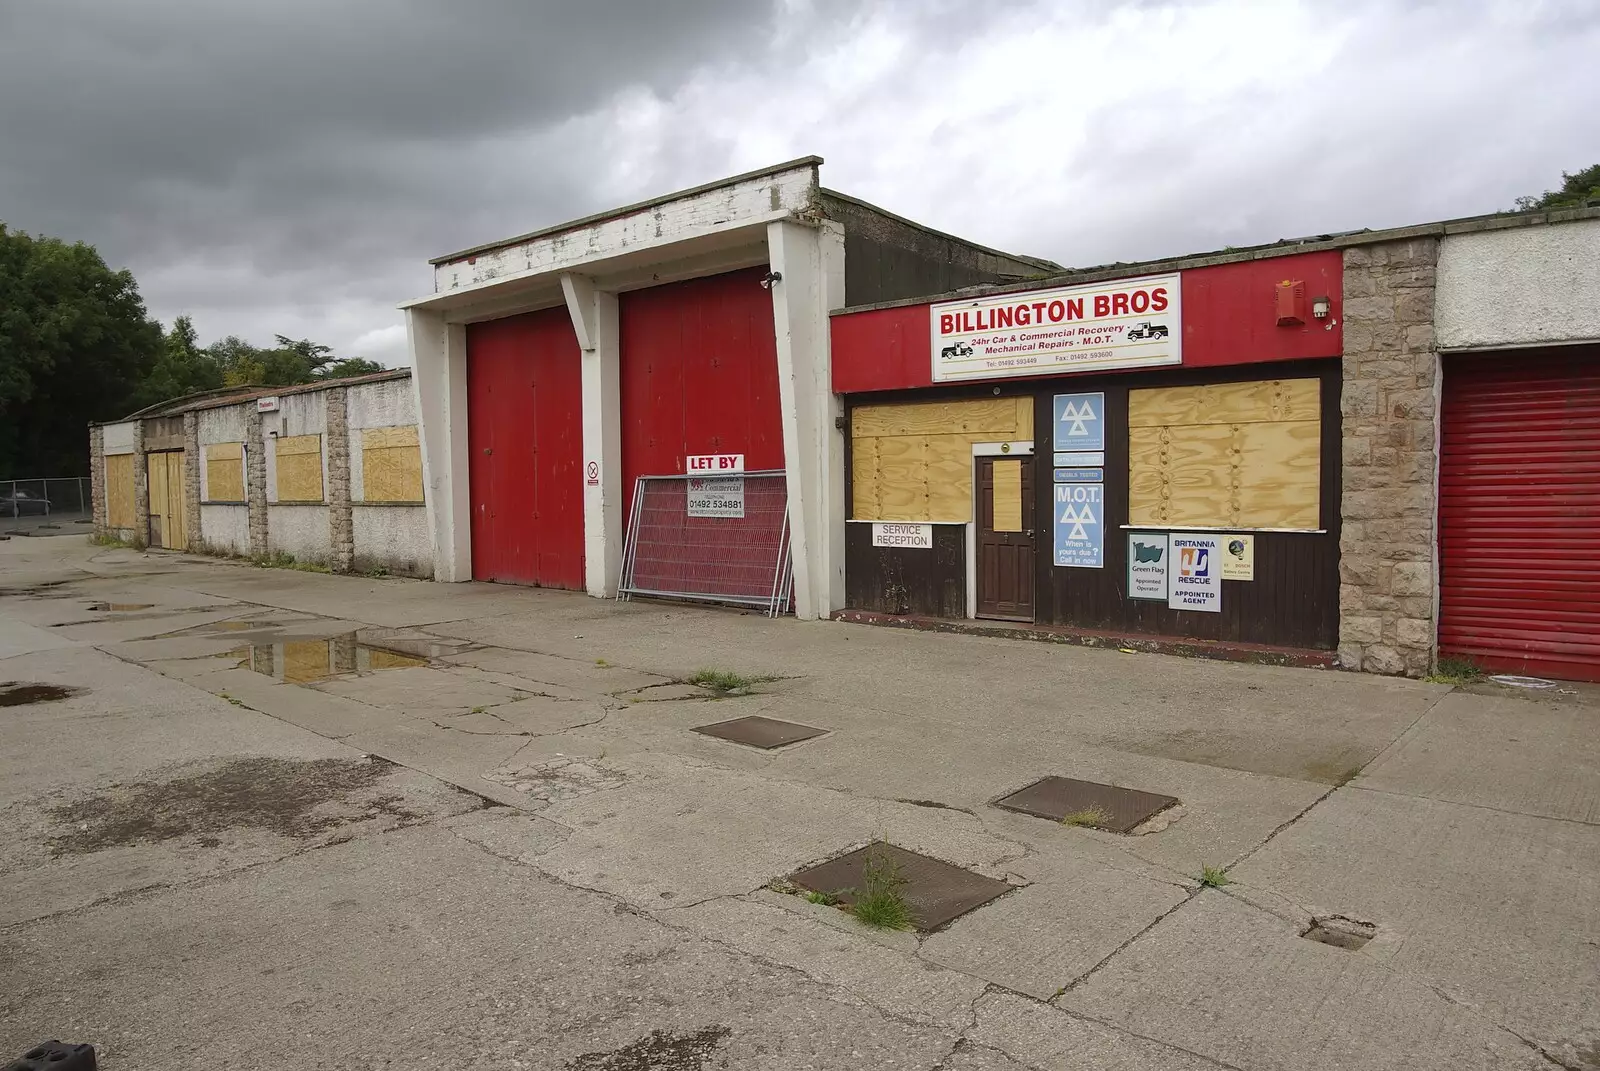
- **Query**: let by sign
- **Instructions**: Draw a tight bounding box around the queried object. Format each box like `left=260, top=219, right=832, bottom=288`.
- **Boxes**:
left=686, top=453, right=744, bottom=474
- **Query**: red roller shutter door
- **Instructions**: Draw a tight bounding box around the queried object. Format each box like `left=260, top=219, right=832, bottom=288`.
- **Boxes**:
left=1439, top=348, right=1600, bottom=681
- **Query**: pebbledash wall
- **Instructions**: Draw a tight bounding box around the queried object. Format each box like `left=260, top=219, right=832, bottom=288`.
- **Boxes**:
left=828, top=204, right=1600, bottom=678
left=92, top=370, right=433, bottom=577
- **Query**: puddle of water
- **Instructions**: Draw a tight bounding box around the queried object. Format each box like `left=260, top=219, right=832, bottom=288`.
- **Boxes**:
left=0, top=682, right=81, bottom=707
left=88, top=602, right=155, bottom=612
left=233, top=633, right=428, bottom=683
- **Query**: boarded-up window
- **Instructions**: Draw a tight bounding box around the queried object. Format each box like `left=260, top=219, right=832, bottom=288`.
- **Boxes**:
left=105, top=453, right=136, bottom=528
left=275, top=434, right=324, bottom=502
left=205, top=442, right=245, bottom=502
left=361, top=425, right=424, bottom=503
left=991, top=459, right=1023, bottom=532
left=851, top=397, right=1033, bottom=522
left=1128, top=379, right=1321, bottom=530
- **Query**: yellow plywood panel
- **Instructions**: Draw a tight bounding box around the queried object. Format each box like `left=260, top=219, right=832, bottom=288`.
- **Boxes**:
left=275, top=435, right=323, bottom=502
left=1128, top=423, right=1236, bottom=526
left=850, top=435, right=882, bottom=520
left=870, top=434, right=930, bottom=520
left=991, top=459, right=1022, bottom=532
left=852, top=397, right=1029, bottom=439
left=1129, top=379, right=1320, bottom=428
left=364, top=445, right=424, bottom=502
left=924, top=435, right=977, bottom=522
left=362, top=425, right=419, bottom=450
left=1235, top=420, right=1321, bottom=529
left=206, top=442, right=245, bottom=502
left=281, top=640, right=332, bottom=684
left=164, top=452, right=187, bottom=549
left=105, top=453, right=135, bottom=529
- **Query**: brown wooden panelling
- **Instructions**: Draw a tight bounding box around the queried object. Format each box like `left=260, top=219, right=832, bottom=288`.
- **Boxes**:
left=844, top=522, right=966, bottom=617
left=105, top=453, right=136, bottom=528
left=1035, top=360, right=1342, bottom=649
left=142, top=415, right=185, bottom=452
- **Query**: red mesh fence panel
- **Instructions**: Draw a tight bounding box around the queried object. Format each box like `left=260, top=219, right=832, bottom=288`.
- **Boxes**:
left=620, top=471, right=792, bottom=615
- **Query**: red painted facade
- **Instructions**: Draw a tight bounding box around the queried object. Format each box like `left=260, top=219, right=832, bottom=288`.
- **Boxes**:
left=619, top=267, right=785, bottom=515
left=465, top=307, right=585, bottom=589
left=831, top=251, right=1344, bottom=393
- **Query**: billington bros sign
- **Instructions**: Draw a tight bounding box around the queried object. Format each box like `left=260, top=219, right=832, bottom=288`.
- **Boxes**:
left=930, top=272, right=1182, bottom=382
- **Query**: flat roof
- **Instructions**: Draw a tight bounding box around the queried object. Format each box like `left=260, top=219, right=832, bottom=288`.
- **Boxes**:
left=105, top=368, right=412, bottom=424
left=430, top=156, right=825, bottom=266
left=832, top=201, right=1600, bottom=315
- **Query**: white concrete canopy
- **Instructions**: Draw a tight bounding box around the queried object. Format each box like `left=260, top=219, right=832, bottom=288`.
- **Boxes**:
left=403, top=157, right=843, bottom=618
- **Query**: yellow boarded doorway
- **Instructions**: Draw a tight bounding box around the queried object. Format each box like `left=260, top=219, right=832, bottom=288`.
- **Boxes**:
left=146, top=450, right=188, bottom=550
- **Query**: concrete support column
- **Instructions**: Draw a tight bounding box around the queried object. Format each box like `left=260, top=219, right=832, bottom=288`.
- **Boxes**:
left=246, top=409, right=269, bottom=558
left=561, top=273, right=623, bottom=598
left=182, top=412, right=202, bottom=551
left=89, top=426, right=107, bottom=536
left=325, top=387, right=354, bottom=574
left=131, top=420, right=150, bottom=550
left=408, top=308, right=471, bottom=581
left=767, top=219, right=847, bottom=620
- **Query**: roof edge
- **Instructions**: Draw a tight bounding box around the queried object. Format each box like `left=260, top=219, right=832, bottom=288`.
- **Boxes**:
left=95, top=368, right=413, bottom=425
left=831, top=202, right=1600, bottom=316
left=817, top=187, right=1062, bottom=272
left=429, top=155, right=825, bottom=266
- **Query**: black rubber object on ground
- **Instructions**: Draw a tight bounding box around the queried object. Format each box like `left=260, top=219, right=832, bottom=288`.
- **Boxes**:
left=3, top=1041, right=97, bottom=1070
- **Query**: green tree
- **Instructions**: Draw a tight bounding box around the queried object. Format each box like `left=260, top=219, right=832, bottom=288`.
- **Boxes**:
left=319, top=357, right=386, bottom=379
left=131, top=314, right=223, bottom=410
left=0, top=224, right=161, bottom=476
left=1515, top=164, right=1600, bottom=211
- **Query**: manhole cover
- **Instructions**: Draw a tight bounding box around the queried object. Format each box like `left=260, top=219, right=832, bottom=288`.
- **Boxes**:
left=691, top=715, right=827, bottom=750
left=1302, top=917, right=1376, bottom=950
left=993, top=776, right=1178, bottom=833
left=789, top=843, right=1010, bottom=931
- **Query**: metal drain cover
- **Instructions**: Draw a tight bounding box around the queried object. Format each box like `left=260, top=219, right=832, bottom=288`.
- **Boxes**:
left=691, top=715, right=828, bottom=750
left=789, top=843, right=1010, bottom=931
left=993, top=775, right=1178, bottom=833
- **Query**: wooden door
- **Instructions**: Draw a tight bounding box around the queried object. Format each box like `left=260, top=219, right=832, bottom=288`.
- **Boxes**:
left=977, top=456, right=1035, bottom=621
left=146, top=451, right=187, bottom=550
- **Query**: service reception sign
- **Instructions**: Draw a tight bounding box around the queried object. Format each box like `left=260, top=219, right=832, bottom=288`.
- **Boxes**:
left=871, top=522, right=933, bottom=549
left=931, top=273, right=1182, bottom=382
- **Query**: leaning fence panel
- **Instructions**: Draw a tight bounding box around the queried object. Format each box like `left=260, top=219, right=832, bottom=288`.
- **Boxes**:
left=618, top=471, right=793, bottom=616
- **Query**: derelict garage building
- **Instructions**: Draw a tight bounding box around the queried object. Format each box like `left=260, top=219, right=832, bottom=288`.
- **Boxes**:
left=828, top=205, right=1600, bottom=681
left=403, top=158, right=1046, bottom=620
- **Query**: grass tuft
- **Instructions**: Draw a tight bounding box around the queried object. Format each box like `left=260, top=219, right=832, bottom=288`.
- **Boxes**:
left=687, top=668, right=775, bottom=695
left=1425, top=655, right=1484, bottom=686
left=1198, top=864, right=1230, bottom=888
left=595, top=658, right=611, bottom=668
left=89, top=532, right=138, bottom=549
left=251, top=550, right=330, bottom=574
left=849, top=846, right=916, bottom=931
left=804, top=890, right=841, bottom=906
left=1059, top=805, right=1114, bottom=829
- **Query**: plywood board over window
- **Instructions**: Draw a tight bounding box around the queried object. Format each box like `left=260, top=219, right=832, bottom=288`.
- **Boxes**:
left=1128, top=378, right=1320, bottom=530
left=105, top=453, right=136, bottom=529
left=852, top=396, right=1032, bottom=522
left=361, top=425, right=424, bottom=503
left=275, top=434, right=324, bottom=502
left=205, top=442, right=245, bottom=502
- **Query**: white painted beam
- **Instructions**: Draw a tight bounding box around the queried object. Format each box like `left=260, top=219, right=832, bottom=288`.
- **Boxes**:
left=767, top=219, right=846, bottom=620
left=407, top=309, right=471, bottom=581
left=561, top=273, right=623, bottom=597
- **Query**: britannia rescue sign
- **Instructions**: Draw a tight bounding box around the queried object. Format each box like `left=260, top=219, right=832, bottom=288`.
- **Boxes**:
left=930, top=273, right=1182, bottom=382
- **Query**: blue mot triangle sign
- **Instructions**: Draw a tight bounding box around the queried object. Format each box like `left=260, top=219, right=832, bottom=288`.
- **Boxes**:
left=1053, top=392, right=1105, bottom=452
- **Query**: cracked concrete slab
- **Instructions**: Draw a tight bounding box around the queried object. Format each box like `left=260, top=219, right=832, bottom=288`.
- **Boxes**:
left=311, top=665, right=527, bottom=711
left=439, top=644, right=674, bottom=694
left=1357, top=690, right=1600, bottom=824
left=920, top=844, right=1192, bottom=999
left=667, top=891, right=988, bottom=1029
left=1059, top=890, right=1555, bottom=1071
left=968, top=991, right=1228, bottom=1070
left=1229, top=786, right=1600, bottom=1068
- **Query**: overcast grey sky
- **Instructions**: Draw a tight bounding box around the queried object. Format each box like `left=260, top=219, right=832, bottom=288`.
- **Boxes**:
left=2, top=0, right=1596, bottom=366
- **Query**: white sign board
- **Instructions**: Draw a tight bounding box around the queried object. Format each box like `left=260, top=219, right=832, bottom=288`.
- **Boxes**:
left=871, top=522, right=933, bottom=549
left=1168, top=533, right=1222, bottom=613
left=255, top=396, right=280, bottom=413
left=686, top=453, right=744, bottom=474
left=1127, top=532, right=1169, bottom=601
left=686, top=476, right=744, bottom=518
left=930, top=272, right=1182, bottom=382
left=1221, top=535, right=1255, bottom=581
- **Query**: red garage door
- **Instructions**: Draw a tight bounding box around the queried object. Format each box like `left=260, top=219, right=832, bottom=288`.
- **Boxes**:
left=619, top=267, right=784, bottom=517
left=1439, top=348, right=1600, bottom=680
left=466, top=308, right=584, bottom=589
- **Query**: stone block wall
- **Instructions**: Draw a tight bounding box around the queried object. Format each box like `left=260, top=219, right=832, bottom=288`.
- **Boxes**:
left=246, top=409, right=269, bottom=558
left=325, top=386, right=354, bottom=574
left=1339, top=238, right=1440, bottom=676
left=131, top=420, right=150, bottom=549
left=89, top=426, right=106, bottom=533
left=182, top=412, right=202, bottom=551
